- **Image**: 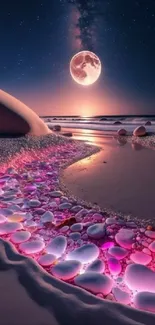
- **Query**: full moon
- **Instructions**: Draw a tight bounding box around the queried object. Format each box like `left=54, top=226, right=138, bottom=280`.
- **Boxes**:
left=70, top=50, right=102, bottom=86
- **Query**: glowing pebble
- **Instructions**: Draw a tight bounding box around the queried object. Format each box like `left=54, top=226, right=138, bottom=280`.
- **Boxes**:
left=112, top=287, right=130, bottom=305
left=145, top=230, right=155, bottom=239
left=41, top=211, right=54, bottom=223
left=106, top=218, right=118, bottom=225
left=74, top=272, right=113, bottom=295
left=24, top=220, right=37, bottom=228
left=50, top=191, right=63, bottom=198
left=67, top=244, right=99, bottom=264
left=101, top=242, right=114, bottom=250
left=0, top=222, right=22, bottom=235
left=86, top=259, right=105, bottom=273
left=108, top=246, right=128, bottom=260
left=46, top=236, right=67, bottom=257
left=115, top=229, right=134, bottom=249
left=149, top=241, right=155, bottom=252
left=51, top=260, right=82, bottom=280
left=124, top=264, right=155, bottom=292
left=108, top=258, right=122, bottom=275
left=38, top=254, right=56, bottom=266
left=0, top=215, right=7, bottom=223
left=130, top=251, right=152, bottom=265
left=70, top=223, right=83, bottom=232
left=10, top=231, right=31, bottom=244
left=19, top=240, right=45, bottom=254
left=24, top=185, right=37, bottom=192
left=7, top=214, right=24, bottom=222
left=71, top=205, right=82, bottom=213
left=87, top=223, right=105, bottom=239
left=134, top=292, right=155, bottom=313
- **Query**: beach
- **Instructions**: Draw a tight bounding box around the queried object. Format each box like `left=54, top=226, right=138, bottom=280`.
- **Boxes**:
left=0, top=128, right=155, bottom=324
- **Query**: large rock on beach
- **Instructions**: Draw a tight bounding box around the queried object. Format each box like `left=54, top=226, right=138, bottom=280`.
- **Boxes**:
left=0, top=89, right=50, bottom=136
left=117, top=128, right=127, bottom=136
left=133, top=126, right=146, bottom=137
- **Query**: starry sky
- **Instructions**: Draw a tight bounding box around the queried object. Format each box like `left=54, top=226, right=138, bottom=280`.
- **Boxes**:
left=0, top=0, right=155, bottom=116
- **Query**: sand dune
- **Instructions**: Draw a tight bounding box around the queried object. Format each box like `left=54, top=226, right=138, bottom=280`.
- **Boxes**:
left=0, top=239, right=155, bottom=325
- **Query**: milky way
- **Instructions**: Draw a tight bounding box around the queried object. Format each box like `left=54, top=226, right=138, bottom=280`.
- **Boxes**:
left=68, top=0, right=102, bottom=51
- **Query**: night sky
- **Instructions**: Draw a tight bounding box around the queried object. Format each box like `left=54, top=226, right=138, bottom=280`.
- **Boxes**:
left=0, top=0, right=155, bottom=116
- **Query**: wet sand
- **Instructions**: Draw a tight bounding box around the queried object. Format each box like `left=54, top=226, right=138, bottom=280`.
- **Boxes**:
left=62, top=129, right=155, bottom=220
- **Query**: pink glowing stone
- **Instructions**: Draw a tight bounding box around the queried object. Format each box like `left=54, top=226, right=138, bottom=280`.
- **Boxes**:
left=19, top=240, right=45, bottom=254
left=115, top=229, right=134, bottom=249
left=130, top=251, right=152, bottom=266
left=38, top=254, right=56, bottom=266
left=124, top=264, right=155, bottom=292
left=10, top=231, right=31, bottom=244
left=101, top=242, right=115, bottom=250
left=108, top=257, right=122, bottom=276
left=0, top=215, right=7, bottom=224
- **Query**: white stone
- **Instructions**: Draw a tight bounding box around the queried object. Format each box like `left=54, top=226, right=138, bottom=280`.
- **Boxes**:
left=67, top=244, right=99, bottom=264
left=115, top=229, right=134, bottom=249
left=145, top=230, right=155, bottom=239
left=108, top=258, right=122, bottom=276
left=149, top=241, right=155, bottom=252
left=10, top=231, right=31, bottom=244
left=61, top=226, right=69, bottom=233
left=19, top=240, right=45, bottom=254
left=51, top=260, right=82, bottom=280
left=46, top=236, right=67, bottom=257
left=0, top=222, right=22, bottom=234
left=41, top=211, right=54, bottom=223
left=87, top=223, right=105, bottom=239
left=74, top=272, right=113, bottom=295
left=108, top=246, right=128, bottom=260
left=50, top=191, right=63, bottom=198
left=106, top=218, right=118, bottom=225
left=124, top=264, right=155, bottom=292
left=86, top=259, right=105, bottom=273
left=134, top=292, right=155, bottom=313
left=130, top=251, right=152, bottom=265
left=70, top=223, right=83, bottom=232
left=112, top=287, right=130, bottom=305
left=38, top=254, right=56, bottom=266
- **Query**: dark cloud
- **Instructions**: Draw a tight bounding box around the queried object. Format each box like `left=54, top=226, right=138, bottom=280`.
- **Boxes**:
left=68, top=0, right=102, bottom=51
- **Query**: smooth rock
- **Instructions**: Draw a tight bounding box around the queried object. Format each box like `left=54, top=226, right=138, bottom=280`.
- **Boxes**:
left=142, top=248, right=151, bottom=255
left=29, top=199, right=41, bottom=207
left=10, top=231, right=31, bottom=244
left=0, top=89, right=50, bottom=135
left=149, top=241, right=155, bottom=252
left=59, top=203, right=72, bottom=210
left=108, top=246, right=128, bottom=260
left=0, top=222, right=22, bottom=234
left=101, top=242, right=115, bottom=250
left=145, top=230, right=155, bottom=239
left=117, top=129, right=127, bottom=136
left=112, top=287, right=130, bottom=305
left=69, top=232, right=81, bottom=241
left=19, top=240, right=45, bottom=254
left=106, top=217, right=118, bottom=225
left=124, top=264, right=155, bottom=292
left=41, top=211, right=54, bottom=223
left=87, top=223, right=105, bottom=239
left=115, top=229, right=134, bottom=249
left=0, top=215, right=7, bottom=223
left=70, top=223, right=83, bottom=232
left=67, top=244, right=99, bottom=264
left=61, top=226, right=69, bottom=233
left=74, top=272, right=113, bottom=295
left=134, top=292, right=155, bottom=313
left=70, top=205, right=82, bottom=213
left=130, top=251, right=152, bottom=265
left=38, top=254, right=56, bottom=266
left=108, top=257, right=122, bottom=276
left=133, top=126, right=146, bottom=137
left=51, top=260, right=81, bottom=280
left=86, top=259, right=105, bottom=273
left=50, top=191, right=63, bottom=198
left=46, top=236, right=67, bottom=257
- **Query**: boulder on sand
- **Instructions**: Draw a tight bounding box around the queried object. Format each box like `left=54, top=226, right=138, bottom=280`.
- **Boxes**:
left=133, top=126, right=146, bottom=137
left=145, top=121, right=151, bottom=126
left=0, top=89, right=50, bottom=136
left=117, top=129, right=127, bottom=136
